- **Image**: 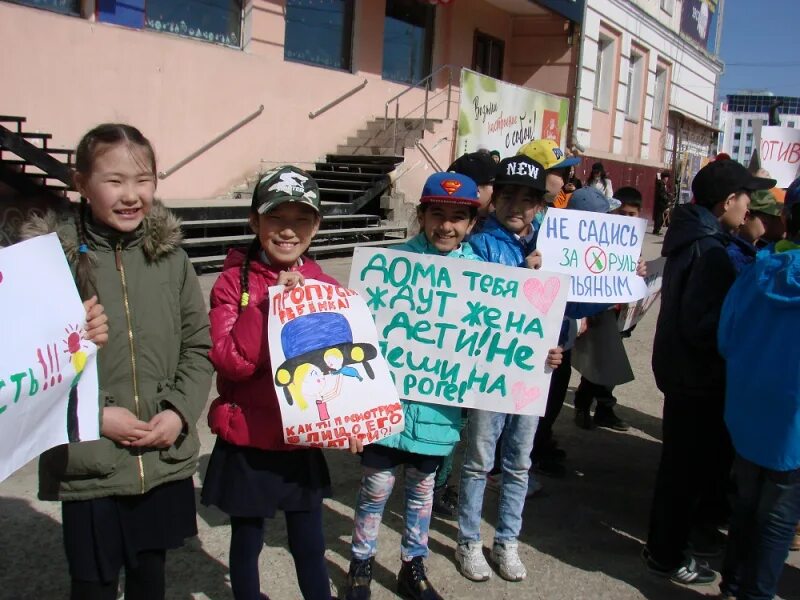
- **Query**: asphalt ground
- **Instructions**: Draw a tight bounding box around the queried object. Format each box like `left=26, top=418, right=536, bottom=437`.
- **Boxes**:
left=1, top=233, right=797, bottom=599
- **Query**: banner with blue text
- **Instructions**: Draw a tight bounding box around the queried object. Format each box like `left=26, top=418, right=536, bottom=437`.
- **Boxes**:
left=537, top=208, right=648, bottom=303
left=349, top=248, right=568, bottom=416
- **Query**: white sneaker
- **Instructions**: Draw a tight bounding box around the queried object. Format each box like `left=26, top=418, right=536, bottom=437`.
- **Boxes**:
left=455, top=541, right=492, bottom=581
left=526, top=476, right=544, bottom=498
left=491, top=541, right=527, bottom=582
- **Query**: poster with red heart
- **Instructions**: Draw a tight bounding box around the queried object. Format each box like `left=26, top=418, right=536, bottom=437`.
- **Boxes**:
left=349, top=248, right=568, bottom=416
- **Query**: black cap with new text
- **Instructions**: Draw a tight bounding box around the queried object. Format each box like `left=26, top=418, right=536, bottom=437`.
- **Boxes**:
left=691, top=160, right=775, bottom=208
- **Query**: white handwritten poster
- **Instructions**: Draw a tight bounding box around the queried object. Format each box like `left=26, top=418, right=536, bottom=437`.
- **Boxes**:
left=538, top=208, right=648, bottom=303
left=0, top=234, right=99, bottom=482
left=759, top=126, right=800, bottom=188
left=267, top=279, right=403, bottom=448
left=349, top=248, right=569, bottom=417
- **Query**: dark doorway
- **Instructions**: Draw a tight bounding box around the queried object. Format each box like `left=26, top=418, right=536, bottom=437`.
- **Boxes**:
left=472, top=30, right=504, bottom=79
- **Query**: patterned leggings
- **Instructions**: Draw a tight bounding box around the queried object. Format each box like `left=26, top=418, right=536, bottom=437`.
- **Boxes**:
left=351, top=466, right=436, bottom=561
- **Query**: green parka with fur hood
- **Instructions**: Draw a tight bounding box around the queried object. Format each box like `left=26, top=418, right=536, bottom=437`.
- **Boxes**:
left=20, top=201, right=213, bottom=501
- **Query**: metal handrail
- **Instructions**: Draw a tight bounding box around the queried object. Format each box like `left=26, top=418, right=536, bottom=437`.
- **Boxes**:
left=308, top=78, right=368, bottom=119
left=384, top=64, right=456, bottom=154
left=415, top=140, right=443, bottom=171
left=158, top=104, right=264, bottom=179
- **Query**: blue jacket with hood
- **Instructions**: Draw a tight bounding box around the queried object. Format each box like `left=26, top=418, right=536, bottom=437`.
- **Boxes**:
left=719, top=248, right=800, bottom=471
left=376, top=233, right=482, bottom=457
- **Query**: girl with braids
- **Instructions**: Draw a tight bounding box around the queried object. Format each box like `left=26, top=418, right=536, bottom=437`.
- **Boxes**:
left=21, top=123, right=213, bottom=600
left=201, top=166, right=359, bottom=600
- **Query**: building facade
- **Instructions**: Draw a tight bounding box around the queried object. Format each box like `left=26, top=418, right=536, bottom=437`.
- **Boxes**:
left=573, top=0, right=723, bottom=206
left=717, top=93, right=800, bottom=166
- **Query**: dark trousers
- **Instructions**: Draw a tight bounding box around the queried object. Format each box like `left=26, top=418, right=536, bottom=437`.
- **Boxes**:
left=70, top=550, right=165, bottom=600
left=230, top=507, right=330, bottom=600
left=532, top=349, right=572, bottom=454
left=653, top=204, right=666, bottom=233
left=646, top=391, right=732, bottom=568
left=720, top=455, right=800, bottom=600
left=573, top=376, right=617, bottom=412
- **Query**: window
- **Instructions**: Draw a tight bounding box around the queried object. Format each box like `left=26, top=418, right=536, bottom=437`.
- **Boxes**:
left=3, top=0, right=79, bottom=15
left=146, top=0, right=242, bottom=46
left=473, top=31, right=504, bottom=80
left=745, top=146, right=752, bottom=155
left=746, top=133, right=752, bottom=141
left=96, top=0, right=243, bottom=47
left=284, top=0, right=354, bottom=70
left=733, top=132, right=741, bottom=140
left=594, top=35, right=615, bottom=112
left=625, top=51, right=645, bottom=122
left=747, top=119, right=753, bottom=126
left=382, top=0, right=435, bottom=84
left=789, top=121, right=796, bottom=128
left=735, top=118, right=742, bottom=126
left=652, top=65, right=667, bottom=129
left=733, top=146, right=740, bottom=154
left=660, top=0, right=674, bottom=15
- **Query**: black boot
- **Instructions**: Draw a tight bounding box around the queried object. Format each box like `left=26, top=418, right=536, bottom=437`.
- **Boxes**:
left=432, top=485, right=457, bottom=518
left=397, top=556, right=443, bottom=600
left=344, top=557, right=374, bottom=600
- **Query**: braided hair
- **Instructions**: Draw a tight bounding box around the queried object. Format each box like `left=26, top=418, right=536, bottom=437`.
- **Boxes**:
left=73, top=124, right=156, bottom=300
left=238, top=236, right=261, bottom=311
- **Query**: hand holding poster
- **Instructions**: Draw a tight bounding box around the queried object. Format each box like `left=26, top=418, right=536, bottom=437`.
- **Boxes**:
left=537, top=208, right=648, bottom=302
left=0, top=233, right=99, bottom=482
left=617, top=257, right=666, bottom=331
left=349, top=248, right=569, bottom=417
left=267, top=279, right=403, bottom=448
left=758, top=126, right=800, bottom=187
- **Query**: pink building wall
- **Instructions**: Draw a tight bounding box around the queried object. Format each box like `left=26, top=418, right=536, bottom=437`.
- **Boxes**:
left=1, top=0, right=576, bottom=201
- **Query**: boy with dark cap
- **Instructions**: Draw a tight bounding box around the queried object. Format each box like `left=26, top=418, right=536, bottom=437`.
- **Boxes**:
left=447, top=151, right=497, bottom=220
left=643, top=160, right=775, bottom=585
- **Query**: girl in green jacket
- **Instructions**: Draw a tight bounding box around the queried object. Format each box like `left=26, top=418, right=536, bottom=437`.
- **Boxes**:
left=22, top=124, right=213, bottom=600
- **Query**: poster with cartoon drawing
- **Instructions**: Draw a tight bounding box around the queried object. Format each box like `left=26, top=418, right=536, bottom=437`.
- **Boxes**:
left=0, top=233, right=99, bottom=482
left=268, top=280, right=403, bottom=448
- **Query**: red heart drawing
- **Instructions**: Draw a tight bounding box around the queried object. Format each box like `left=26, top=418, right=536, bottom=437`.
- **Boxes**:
left=523, top=277, right=561, bottom=314
left=511, top=382, right=541, bottom=412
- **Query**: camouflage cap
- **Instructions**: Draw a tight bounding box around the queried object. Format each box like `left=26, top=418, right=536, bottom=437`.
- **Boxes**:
left=252, top=165, right=321, bottom=215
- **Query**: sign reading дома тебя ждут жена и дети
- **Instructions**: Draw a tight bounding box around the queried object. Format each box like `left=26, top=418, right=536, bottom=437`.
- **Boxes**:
left=349, top=248, right=569, bottom=417
left=537, top=208, right=649, bottom=303
left=0, top=233, right=100, bottom=482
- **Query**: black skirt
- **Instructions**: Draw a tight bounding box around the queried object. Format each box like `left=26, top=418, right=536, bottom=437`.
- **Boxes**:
left=62, top=477, right=197, bottom=583
left=200, top=438, right=331, bottom=518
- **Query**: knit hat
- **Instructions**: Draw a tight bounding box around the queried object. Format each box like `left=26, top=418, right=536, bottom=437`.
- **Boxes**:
left=420, top=172, right=482, bottom=206
left=447, top=151, right=497, bottom=185
left=252, top=165, right=320, bottom=215
left=517, top=139, right=580, bottom=171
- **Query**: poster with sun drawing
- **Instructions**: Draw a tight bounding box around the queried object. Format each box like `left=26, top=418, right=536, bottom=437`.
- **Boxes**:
left=0, top=233, right=99, bottom=482
left=268, top=279, right=403, bottom=448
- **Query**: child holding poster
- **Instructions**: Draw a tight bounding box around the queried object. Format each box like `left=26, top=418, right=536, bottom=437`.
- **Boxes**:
left=455, top=155, right=552, bottom=582
left=21, top=123, right=213, bottom=600
left=201, top=166, right=358, bottom=600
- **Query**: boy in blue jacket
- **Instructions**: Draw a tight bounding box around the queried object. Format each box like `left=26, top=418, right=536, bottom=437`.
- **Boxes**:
left=717, top=189, right=800, bottom=599
left=456, top=155, right=553, bottom=583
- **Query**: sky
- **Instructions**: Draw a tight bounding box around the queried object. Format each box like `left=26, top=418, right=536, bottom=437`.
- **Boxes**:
left=718, top=0, right=800, bottom=99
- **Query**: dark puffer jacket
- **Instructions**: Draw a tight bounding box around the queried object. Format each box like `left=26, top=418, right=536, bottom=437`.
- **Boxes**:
left=651, top=204, right=736, bottom=397
left=20, top=202, right=213, bottom=501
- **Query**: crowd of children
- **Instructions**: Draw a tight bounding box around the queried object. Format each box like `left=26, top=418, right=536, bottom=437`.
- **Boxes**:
left=15, top=122, right=800, bottom=600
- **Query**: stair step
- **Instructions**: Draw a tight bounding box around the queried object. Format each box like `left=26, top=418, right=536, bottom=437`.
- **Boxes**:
left=0, top=116, right=26, bottom=124
left=336, top=146, right=401, bottom=157
left=319, top=187, right=364, bottom=195
left=180, top=213, right=382, bottom=230
left=308, top=170, right=383, bottom=181
left=183, top=225, right=406, bottom=248
left=313, top=178, right=373, bottom=189
left=20, top=132, right=52, bottom=142
left=308, top=237, right=407, bottom=256
left=325, top=154, right=403, bottom=165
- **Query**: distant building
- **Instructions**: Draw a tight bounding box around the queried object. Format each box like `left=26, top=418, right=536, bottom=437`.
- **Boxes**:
left=717, top=93, right=800, bottom=166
